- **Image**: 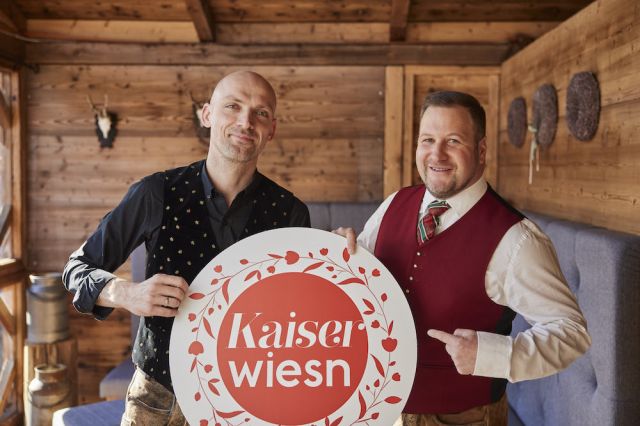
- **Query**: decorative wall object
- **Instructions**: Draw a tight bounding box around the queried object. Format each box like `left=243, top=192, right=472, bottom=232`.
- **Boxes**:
left=507, top=97, right=527, bottom=148
left=86, top=95, right=118, bottom=148
left=190, top=92, right=210, bottom=146
left=566, top=71, right=600, bottom=141
left=531, top=84, right=558, bottom=148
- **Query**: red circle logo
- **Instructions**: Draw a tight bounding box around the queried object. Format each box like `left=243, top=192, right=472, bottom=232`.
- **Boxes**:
left=217, top=272, right=368, bottom=425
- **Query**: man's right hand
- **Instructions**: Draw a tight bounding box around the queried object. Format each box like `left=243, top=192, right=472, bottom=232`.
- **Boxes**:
left=332, top=227, right=358, bottom=254
left=97, top=273, right=189, bottom=317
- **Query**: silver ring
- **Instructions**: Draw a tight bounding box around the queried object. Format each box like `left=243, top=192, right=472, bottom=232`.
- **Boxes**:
left=166, top=296, right=170, bottom=307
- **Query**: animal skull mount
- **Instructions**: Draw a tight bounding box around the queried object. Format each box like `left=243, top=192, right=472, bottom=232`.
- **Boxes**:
left=190, top=92, right=210, bottom=147
left=87, top=95, right=118, bottom=148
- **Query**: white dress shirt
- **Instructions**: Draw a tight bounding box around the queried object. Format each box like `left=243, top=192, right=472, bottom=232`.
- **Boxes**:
left=358, top=178, right=591, bottom=382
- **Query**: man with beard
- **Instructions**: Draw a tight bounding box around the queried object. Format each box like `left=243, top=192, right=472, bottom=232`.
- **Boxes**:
left=63, top=71, right=310, bottom=425
left=335, top=91, right=590, bottom=425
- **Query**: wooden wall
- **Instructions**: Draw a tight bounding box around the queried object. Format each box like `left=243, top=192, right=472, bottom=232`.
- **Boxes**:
left=26, top=64, right=383, bottom=402
left=498, top=0, right=640, bottom=235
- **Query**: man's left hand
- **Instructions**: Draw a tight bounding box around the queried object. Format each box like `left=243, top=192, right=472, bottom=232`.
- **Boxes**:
left=427, top=329, right=478, bottom=375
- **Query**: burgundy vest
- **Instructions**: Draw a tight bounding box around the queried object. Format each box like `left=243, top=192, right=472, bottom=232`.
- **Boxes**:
left=375, top=185, right=522, bottom=413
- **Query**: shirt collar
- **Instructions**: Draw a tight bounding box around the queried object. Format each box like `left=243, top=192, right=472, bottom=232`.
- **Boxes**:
left=200, top=162, right=264, bottom=200
left=421, top=177, right=488, bottom=217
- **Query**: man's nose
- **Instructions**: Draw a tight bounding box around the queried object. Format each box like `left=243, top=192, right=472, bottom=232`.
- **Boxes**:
left=430, top=141, right=448, bottom=160
left=236, top=109, right=255, bottom=130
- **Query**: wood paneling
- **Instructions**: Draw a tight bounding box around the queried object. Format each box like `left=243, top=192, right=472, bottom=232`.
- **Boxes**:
left=409, top=0, right=593, bottom=22
left=384, top=66, right=404, bottom=197
left=27, top=64, right=384, bottom=402
left=15, top=0, right=591, bottom=23
left=25, top=20, right=559, bottom=44
left=184, top=0, right=215, bottom=42
left=498, top=0, right=640, bottom=235
left=27, top=65, right=384, bottom=271
left=25, top=42, right=512, bottom=66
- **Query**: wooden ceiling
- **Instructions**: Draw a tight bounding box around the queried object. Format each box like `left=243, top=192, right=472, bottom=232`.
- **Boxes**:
left=3, top=0, right=593, bottom=44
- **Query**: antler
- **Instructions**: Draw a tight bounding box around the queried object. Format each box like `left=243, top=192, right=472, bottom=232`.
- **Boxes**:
left=86, top=95, right=98, bottom=113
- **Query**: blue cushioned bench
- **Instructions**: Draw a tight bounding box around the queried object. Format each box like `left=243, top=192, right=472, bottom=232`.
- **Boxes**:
left=508, top=211, right=640, bottom=426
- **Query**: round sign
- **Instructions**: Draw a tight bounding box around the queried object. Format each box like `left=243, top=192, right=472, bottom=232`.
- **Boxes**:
left=170, top=228, right=417, bottom=426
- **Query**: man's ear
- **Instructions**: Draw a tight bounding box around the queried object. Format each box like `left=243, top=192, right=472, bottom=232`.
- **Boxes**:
left=201, top=103, right=212, bottom=129
left=478, top=136, right=487, bottom=165
left=268, top=118, right=277, bottom=141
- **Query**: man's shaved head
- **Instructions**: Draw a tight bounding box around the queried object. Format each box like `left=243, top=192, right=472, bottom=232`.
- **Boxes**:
left=211, top=71, right=277, bottom=114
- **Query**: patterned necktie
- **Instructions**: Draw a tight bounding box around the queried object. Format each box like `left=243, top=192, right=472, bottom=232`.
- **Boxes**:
left=417, top=200, right=451, bottom=246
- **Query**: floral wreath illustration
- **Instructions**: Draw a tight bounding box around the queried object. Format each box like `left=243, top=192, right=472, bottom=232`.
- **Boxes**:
left=185, top=247, right=405, bottom=426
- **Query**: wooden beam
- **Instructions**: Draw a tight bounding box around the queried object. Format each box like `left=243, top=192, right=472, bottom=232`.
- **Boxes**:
left=0, top=205, right=10, bottom=244
left=0, top=259, right=24, bottom=287
left=0, top=297, right=15, bottom=335
left=0, top=32, right=24, bottom=68
left=390, top=0, right=411, bottom=42
left=184, top=0, right=215, bottom=42
left=0, top=1, right=26, bottom=33
left=384, top=66, right=404, bottom=196
left=0, top=92, right=10, bottom=130
left=10, top=71, right=27, bottom=261
left=25, top=42, right=511, bottom=66
left=0, top=359, right=15, bottom=415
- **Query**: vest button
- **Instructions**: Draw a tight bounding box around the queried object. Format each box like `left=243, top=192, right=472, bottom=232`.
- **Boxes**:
left=413, top=264, right=417, bottom=268
left=417, top=252, right=421, bottom=256
left=405, top=288, right=410, bottom=294
left=409, top=276, right=413, bottom=281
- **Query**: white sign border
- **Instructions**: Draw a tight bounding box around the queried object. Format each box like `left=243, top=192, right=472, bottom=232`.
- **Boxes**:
left=170, top=228, right=417, bottom=426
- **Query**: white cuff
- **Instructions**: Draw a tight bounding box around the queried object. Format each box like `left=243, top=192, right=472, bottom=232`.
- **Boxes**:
left=473, top=331, right=513, bottom=380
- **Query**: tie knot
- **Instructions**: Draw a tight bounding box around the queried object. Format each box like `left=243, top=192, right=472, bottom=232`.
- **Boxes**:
left=427, top=200, right=450, bottom=218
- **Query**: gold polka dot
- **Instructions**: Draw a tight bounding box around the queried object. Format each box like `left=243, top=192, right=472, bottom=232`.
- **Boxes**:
left=283, top=212, right=287, bottom=216
left=179, top=197, right=184, bottom=202
left=195, top=220, right=199, bottom=225
left=165, top=206, right=170, bottom=210
left=167, top=257, right=171, bottom=262
left=178, top=250, right=183, bottom=254
left=162, top=225, right=166, bottom=229
left=160, top=246, right=164, bottom=250
left=272, top=202, right=276, bottom=207
left=159, top=266, right=164, bottom=270
left=175, top=270, right=179, bottom=274
left=174, top=217, right=178, bottom=221
left=171, top=187, right=175, bottom=191
left=169, top=237, right=174, bottom=241
left=200, top=201, right=204, bottom=205
left=200, top=253, right=204, bottom=257
left=176, top=225, right=180, bottom=229
left=191, top=241, right=195, bottom=245
left=185, top=180, right=189, bottom=184
left=187, top=261, right=192, bottom=265
left=192, top=189, right=196, bottom=194
left=187, top=209, right=191, bottom=213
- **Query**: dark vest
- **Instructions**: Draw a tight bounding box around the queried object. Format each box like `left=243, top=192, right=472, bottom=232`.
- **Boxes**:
left=132, top=160, right=297, bottom=391
left=375, top=185, right=522, bottom=414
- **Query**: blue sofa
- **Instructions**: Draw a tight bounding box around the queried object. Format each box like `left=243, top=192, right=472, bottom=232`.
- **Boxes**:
left=508, top=211, right=640, bottom=426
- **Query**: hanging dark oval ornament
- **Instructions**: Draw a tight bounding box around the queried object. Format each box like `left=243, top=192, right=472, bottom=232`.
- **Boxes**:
left=531, top=84, right=558, bottom=149
left=507, top=97, right=527, bottom=148
left=566, top=71, right=600, bottom=142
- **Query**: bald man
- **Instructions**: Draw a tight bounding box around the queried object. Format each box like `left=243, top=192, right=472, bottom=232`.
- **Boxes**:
left=63, top=71, right=310, bottom=425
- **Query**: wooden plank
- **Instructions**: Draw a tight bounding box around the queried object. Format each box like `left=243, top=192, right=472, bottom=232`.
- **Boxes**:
left=25, top=42, right=511, bottom=66
left=485, top=74, right=500, bottom=188
left=17, top=0, right=190, bottom=20
left=0, top=33, right=24, bottom=68
left=409, top=0, right=592, bottom=22
left=389, top=0, right=410, bottom=42
left=0, top=1, right=26, bottom=33
left=0, top=296, right=15, bottom=335
left=0, top=205, right=10, bottom=244
left=0, top=359, right=15, bottom=414
left=26, top=19, right=198, bottom=43
left=384, top=66, right=404, bottom=197
left=184, top=0, right=215, bottom=42
left=406, top=22, right=559, bottom=43
left=0, top=90, right=10, bottom=129
left=11, top=71, right=26, bottom=261
left=13, top=276, right=26, bottom=414
left=498, top=0, right=640, bottom=235
left=0, top=259, right=23, bottom=282
left=402, top=72, right=415, bottom=187
left=24, top=21, right=560, bottom=45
